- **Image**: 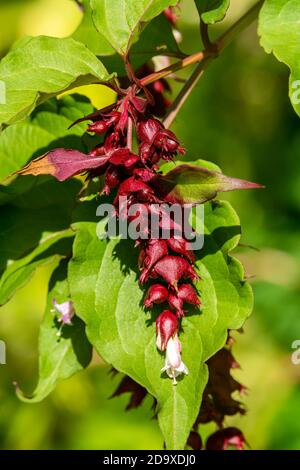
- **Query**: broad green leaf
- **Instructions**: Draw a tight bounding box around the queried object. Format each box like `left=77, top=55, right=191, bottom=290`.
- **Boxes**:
left=194, top=200, right=253, bottom=360
left=154, top=163, right=262, bottom=204
left=0, top=231, right=74, bottom=306
left=0, top=36, right=110, bottom=127
left=68, top=197, right=252, bottom=449
left=17, top=259, right=92, bottom=403
left=160, top=158, right=221, bottom=174
left=102, top=15, right=181, bottom=75
left=68, top=200, right=108, bottom=321
left=0, top=176, right=81, bottom=273
left=73, top=1, right=180, bottom=75
left=0, top=94, right=94, bottom=182
left=0, top=96, right=90, bottom=301
left=72, top=0, right=115, bottom=56
left=91, top=0, right=178, bottom=55
left=128, top=14, right=180, bottom=63
left=195, top=0, right=230, bottom=24
left=258, top=0, right=300, bottom=117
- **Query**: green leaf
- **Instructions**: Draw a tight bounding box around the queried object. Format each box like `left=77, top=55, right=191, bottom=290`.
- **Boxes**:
left=68, top=201, right=109, bottom=322
left=68, top=197, right=252, bottom=449
left=0, top=176, right=81, bottom=273
left=195, top=0, right=230, bottom=24
left=154, top=163, right=263, bottom=204
left=194, top=200, right=253, bottom=360
left=72, top=0, right=115, bottom=56
left=17, top=259, right=92, bottom=403
left=102, top=14, right=181, bottom=76
left=258, top=0, right=300, bottom=117
left=129, top=14, right=180, bottom=62
left=160, top=157, right=221, bottom=174
left=0, top=94, right=94, bottom=182
left=0, top=36, right=110, bottom=127
left=73, top=1, right=180, bottom=75
left=0, top=231, right=74, bottom=306
left=90, top=0, right=179, bottom=55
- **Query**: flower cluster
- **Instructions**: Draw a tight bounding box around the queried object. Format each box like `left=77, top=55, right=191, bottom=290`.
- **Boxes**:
left=19, top=85, right=201, bottom=384
left=83, top=89, right=200, bottom=384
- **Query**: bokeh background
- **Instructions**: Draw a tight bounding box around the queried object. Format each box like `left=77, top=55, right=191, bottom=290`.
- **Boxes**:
left=1, top=0, right=300, bottom=450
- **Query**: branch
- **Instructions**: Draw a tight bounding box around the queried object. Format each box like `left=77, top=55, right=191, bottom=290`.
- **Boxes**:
left=163, top=57, right=212, bottom=129
left=162, top=0, right=265, bottom=128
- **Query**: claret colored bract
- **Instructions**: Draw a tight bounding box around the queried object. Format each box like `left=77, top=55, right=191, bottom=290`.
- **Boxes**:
left=18, top=81, right=260, bottom=387
left=156, top=310, right=178, bottom=351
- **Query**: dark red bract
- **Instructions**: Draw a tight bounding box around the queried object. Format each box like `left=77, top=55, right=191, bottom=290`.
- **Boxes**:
left=156, top=310, right=178, bottom=351
left=17, top=83, right=202, bottom=384
left=144, top=284, right=169, bottom=308
left=151, top=255, right=198, bottom=286
left=139, top=239, right=168, bottom=284
left=168, top=283, right=200, bottom=317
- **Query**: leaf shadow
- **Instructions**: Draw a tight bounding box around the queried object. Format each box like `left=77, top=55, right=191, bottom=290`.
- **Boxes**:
left=52, top=316, right=92, bottom=368
left=32, top=134, right=85, bottom=160
left=196, top=225, right=241, bottom=259
left=112, top=237, right=139, bottom=276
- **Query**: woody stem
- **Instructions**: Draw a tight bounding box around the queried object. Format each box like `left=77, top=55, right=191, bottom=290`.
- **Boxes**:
left=140, top=0, right=264, bottom=88
left=163, top=0, right=264, bottom=128
left=127, top=116, right=133, bottom=151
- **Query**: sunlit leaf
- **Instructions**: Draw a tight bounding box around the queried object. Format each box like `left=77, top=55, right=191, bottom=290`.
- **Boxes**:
left=0, top=36, right=111, bottom=127
left=90, top=0, right=178, bottom=55
left=259, top=0, right=300, bottom=117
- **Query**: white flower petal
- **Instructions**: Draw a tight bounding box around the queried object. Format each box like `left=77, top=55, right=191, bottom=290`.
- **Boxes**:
left=161, top=336, right=189, bottom=385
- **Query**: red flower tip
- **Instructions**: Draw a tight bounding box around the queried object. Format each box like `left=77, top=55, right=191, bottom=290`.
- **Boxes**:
left=167, top=237, right=195, bottom=263
left=137, top=118, right=162, bottom=144
left=88, top=121, right=109, bottom=134
left=116, top=177, right=154, bottom=198
left=178, top=283, right=200, bottom=305
left=168, top=283, right=200, bottom=316
left=206, top=427, right=246, bottom=451
left=104, top=131, right=123, bottom=151
left=152, top=255, right=198, bottom=286
left=139, top=240, right=168, bottom=284
left=137, top=119, right=184, bottom=163
left=168, top=292, right=184, bottom=317
left=88, top=112, right=120, bottom=134
left=133, top=168, right=156, bottom=183
left=109, top=149, right=140, bottom=169
left=90, top=145, right=106, bottom=157
left=154, top=129, right=180, bottom=153
left=144, top=284, right=169, bottom=308
left=139, top=142, right=154, bottom=163
left=156, top=310, right=178, bottom=351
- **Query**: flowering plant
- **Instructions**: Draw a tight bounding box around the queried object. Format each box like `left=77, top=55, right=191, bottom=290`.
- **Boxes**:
left=0, top=0, right=298, bottom=450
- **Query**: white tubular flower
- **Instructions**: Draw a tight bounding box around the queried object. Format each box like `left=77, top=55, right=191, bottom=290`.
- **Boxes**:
left=161, top=334, right=188, bottom=385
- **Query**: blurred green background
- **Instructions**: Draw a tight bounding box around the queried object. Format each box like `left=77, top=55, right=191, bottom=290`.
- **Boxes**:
left=1, top=0, right=300, bottom=450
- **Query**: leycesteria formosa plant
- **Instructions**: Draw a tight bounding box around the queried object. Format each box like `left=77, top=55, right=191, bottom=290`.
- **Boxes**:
left=1, top=0, right=300, bottom=450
